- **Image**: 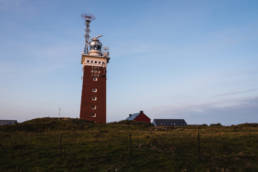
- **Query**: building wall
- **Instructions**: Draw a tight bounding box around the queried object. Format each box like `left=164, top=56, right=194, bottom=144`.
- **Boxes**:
left=80, top=65, right=106, bottom=123
left=153, top=119, right=187, bottom=127
left=134, top=114, right=151, bottom=123
left=0, top=120, right=17, bottom=126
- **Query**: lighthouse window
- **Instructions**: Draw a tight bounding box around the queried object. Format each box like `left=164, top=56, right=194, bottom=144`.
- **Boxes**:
left=95, top=61, right=97, bottom=63
left=92, top=96, right=97, bottom=101
left=87, top=60, right=90, bottom=63
left=91, top=60, right=93, bottom=63
left=90, top=113, right=96, bottom=117
left=98, top=61, right=101, bottom=64
left=92, top=105, right=97, bottom=110
left=92, top=88, right=97, bottom=93
left=102, top=62, right=105, bottom=64
left=93, top=77, right=98, bottom=81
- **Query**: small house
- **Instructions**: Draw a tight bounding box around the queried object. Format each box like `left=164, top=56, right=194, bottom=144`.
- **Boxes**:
left=0, top=120, right=17, bottom=126
left=126, top=111, right=151, bottom=123
left=153, top=119, right=187, bottom=127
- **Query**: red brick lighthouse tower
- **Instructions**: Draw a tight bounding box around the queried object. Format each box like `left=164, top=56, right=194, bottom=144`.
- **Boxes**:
left=80, top=14, right=110, bottom=123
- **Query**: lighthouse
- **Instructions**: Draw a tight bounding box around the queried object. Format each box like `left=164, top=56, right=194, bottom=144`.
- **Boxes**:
left=80, top=14, right=110, bottom=123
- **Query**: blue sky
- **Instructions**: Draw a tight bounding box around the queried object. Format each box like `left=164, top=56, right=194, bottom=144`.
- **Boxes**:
left=0, top=0, right=258, bottom=125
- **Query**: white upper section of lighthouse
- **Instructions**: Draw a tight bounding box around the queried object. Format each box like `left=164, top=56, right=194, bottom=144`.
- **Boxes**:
left=88, top=36, right=103, bottom=56
left=82, top=56, right=108, bottom=67
left=81, top=14, right=110, bottom=67
left=81, top=36, right=110, bottom=67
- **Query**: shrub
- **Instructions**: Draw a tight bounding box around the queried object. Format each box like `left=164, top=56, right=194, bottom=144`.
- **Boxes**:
left=210, top=123, right=223, bottom=127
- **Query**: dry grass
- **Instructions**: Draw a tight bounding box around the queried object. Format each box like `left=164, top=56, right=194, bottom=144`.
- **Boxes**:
left=0, top=118, right=257, bottom=171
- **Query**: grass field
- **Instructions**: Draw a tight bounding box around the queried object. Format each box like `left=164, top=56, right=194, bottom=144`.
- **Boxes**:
left=0, top=118, right=258, bottom=171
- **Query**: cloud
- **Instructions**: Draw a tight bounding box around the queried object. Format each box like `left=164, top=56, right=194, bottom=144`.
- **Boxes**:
left=150, top=96, right=258, bottom=125
left=215, top=88, right=258, bottom=97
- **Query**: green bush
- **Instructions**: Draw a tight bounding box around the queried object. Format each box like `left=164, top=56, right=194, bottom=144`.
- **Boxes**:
left=210, top=123, right=223, bottom=127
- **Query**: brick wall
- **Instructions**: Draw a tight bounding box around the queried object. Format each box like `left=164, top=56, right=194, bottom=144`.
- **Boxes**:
left=80, top=65, right=106, bottom=123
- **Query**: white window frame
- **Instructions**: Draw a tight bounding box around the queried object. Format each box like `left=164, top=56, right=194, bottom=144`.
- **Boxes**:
left=90, top=113, right=96, bottom=117
left=92, top=105, right=97, bottom=110
left=93, top=77, right=98, bottom=81
left=92, top=88, right=97, bottom=93
left=92, top=96, right=97, bottom=101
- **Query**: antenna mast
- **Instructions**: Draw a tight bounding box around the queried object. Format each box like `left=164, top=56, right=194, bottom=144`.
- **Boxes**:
left=81, top=13, right=95, bottom=54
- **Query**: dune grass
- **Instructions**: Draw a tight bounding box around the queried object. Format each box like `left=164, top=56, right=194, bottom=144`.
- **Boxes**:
left=0, top=118, right=258, bottom=171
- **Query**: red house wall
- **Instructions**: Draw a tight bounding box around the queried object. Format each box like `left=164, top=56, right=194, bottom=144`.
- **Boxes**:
left=134, top=113, right=151, bottom=123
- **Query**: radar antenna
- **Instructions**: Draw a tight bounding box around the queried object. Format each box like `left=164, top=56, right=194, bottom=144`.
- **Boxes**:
left=95, top=34, right=103, bottom=39
left=81, top=13, right=95, bottom=54
left=103, top=46, right=110, bottom=57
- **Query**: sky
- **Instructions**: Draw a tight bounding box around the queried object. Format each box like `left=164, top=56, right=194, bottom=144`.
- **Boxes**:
left=0, top=0, right=258, bottom=125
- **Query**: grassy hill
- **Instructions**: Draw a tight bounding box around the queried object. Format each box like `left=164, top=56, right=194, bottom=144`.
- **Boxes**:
left=0, top=118, right=258, bottom=171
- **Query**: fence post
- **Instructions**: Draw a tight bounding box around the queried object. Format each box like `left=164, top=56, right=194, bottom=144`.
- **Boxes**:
left=59, top=133, right=63, bottom=158
left=128, top=133, right=132, bottom=164
left=197, top=127, right=201, bottom=161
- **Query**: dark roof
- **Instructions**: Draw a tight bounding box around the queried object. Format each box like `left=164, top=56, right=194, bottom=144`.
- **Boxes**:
left=0, top=120, right=17, bottom=126
left=126, top=111, right=147, bottom=121
left=126, top=112, right=140, bottom=120
left=153, top=119, right=187, bottom=126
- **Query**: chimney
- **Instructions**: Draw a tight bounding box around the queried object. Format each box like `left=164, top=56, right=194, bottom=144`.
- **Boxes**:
left=140, top=110, right=143, bottom=114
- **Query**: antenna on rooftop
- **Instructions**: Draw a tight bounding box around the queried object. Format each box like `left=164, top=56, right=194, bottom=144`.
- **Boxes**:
left=58, top=107, right=61, bottom=118
left=81, top=13, right=95, bottom=54
left=95, top=34, right=103, bottom=39
left=103, top=46, right=110, bottom=57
